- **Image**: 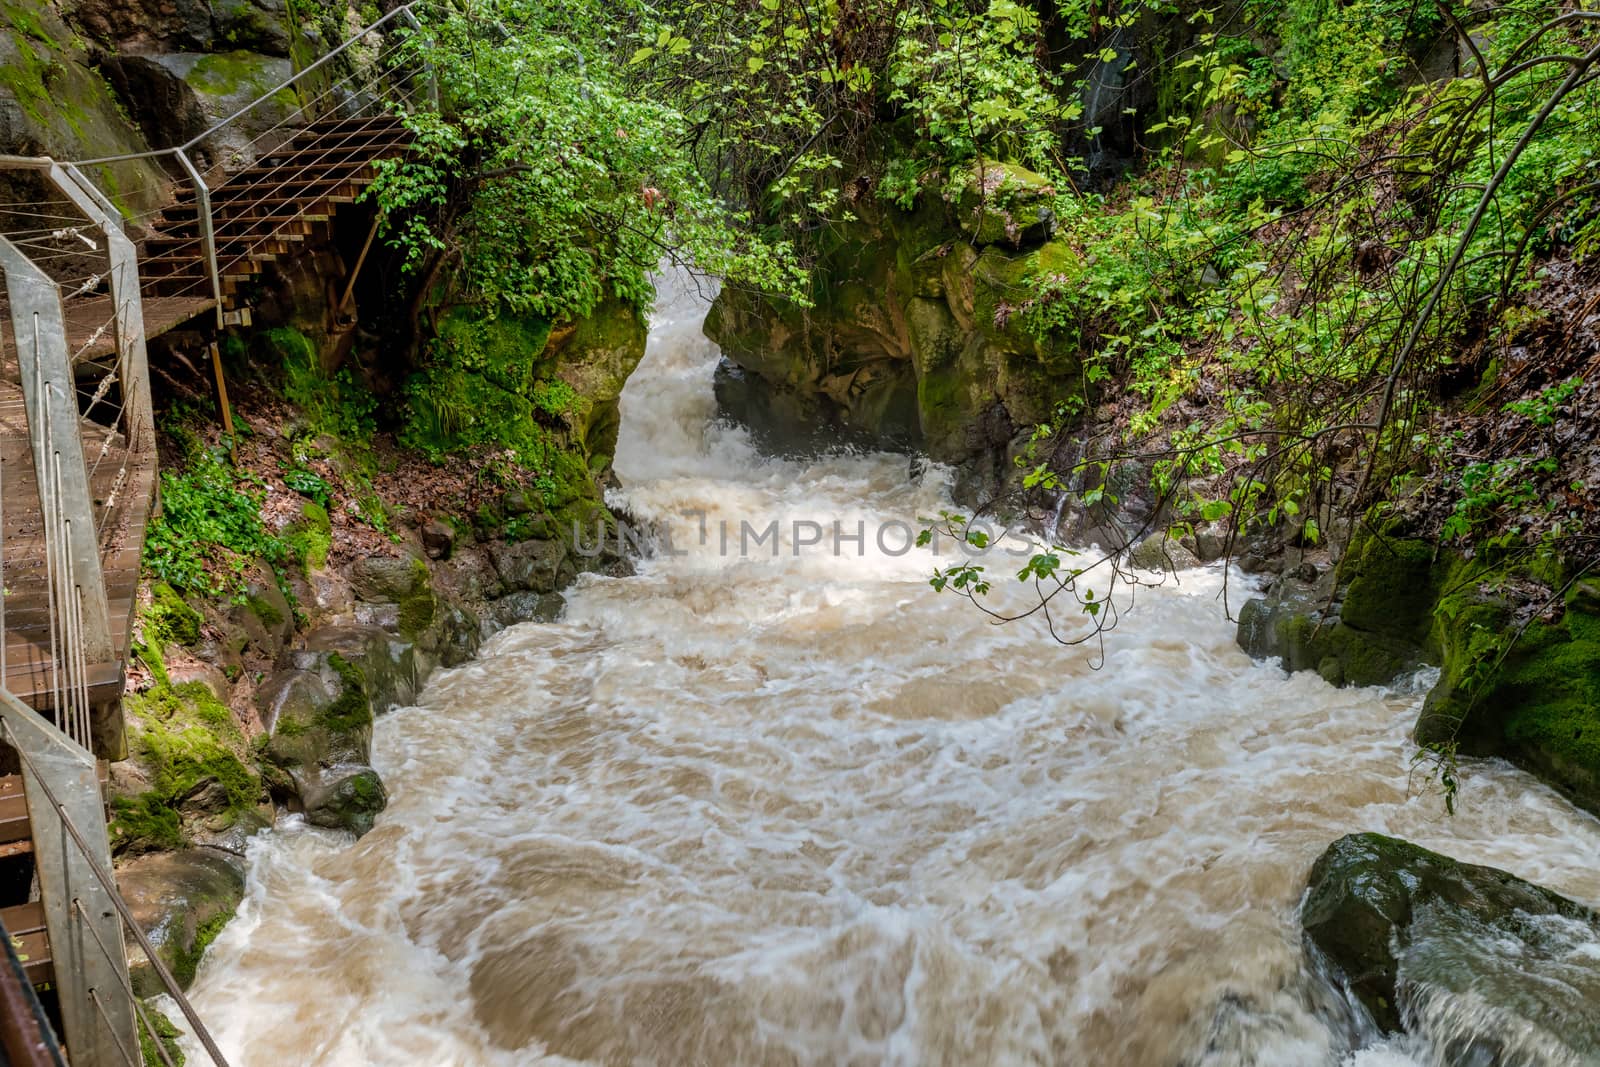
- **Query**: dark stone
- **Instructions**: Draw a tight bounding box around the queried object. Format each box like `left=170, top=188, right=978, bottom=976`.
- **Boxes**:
left=1303, top=832, right=1600, bottom=1057
left=1236, top=571, right=1422, bottom=688
left=422, top=519, right=456, bottom=560
left=488, top=538, right=568, bottom=594
left=491, top=591, right=566, bottom=628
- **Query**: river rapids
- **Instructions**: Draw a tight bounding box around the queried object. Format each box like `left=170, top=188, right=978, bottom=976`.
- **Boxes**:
left=182, top=275, right=1600, bottom=1066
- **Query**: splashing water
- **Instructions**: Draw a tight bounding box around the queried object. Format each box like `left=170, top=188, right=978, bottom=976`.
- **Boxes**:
left=184, top=274, right=1600, bottom=1066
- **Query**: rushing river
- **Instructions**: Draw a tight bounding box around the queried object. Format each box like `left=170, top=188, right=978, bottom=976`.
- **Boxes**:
left=185, top=276, right=1600, bottom=1066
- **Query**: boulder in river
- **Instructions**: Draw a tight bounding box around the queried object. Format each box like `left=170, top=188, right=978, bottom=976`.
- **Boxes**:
left=118, top=848, right=245, bottom=996
left=1302, top=832, right=1600, bottom=1061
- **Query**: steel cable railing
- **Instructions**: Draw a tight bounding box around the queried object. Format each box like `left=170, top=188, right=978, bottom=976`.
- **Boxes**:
left=65, top=0, right=433, bottom=324
left=0, top=709, right=231, bottom=1067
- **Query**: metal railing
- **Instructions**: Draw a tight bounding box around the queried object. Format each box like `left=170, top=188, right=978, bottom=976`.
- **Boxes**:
left=0, top=7, right=438, bottom=1061
left=0, top=688, right=230, bottom=1066
left=0, top=161, right=150, bottom=751
left=66, top=0, right=434, bottom=330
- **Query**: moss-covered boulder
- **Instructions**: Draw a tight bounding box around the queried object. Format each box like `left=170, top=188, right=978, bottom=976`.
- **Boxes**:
left=1302, top=832, right=1600, bottom=1057
left=0, top=1, right=170, bottom=218
left=549, top=294, right=649, bottom=464
left=956, top=161, right=1057, bottom=248
left=705, top=199, right=1083, bottom=468
left=257, top=627, right=409, bottom=836
left=118, top=848, right=245, bottom=996
left=1237, top=531, right=1449, bottom=687
left=114, top=664, right=264, bottom=854
left=1418, top=573, right=1600, bottom=813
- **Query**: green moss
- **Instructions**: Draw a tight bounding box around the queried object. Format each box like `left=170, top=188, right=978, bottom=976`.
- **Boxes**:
left=283, top=500, right=332, bottom=573
left=168, top=908, right=235, bottom=989
left=1419, top=563, right=1600, bottom=813
left=114, top=673, right=261, bottom=851
left=319, top=654, right=374, bottom=734
left=186, top=50, right=289, bottom=100
left=1, top=1, right=53, bottom=44
left=395, top=557, right=438, bottom=636
left=1339, top=533, right=1439, bottom=646
left=144, top=582, right=203, bottom=647
left=110, top=794, right=184, bottom=853
left=138, top=1003, right=187, bottom=1067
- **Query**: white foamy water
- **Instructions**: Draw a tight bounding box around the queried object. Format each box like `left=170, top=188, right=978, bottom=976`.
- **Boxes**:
left=184, top=275, right=1600, bottom=1066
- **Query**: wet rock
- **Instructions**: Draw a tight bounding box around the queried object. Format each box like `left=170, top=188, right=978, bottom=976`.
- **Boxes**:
left=422, top=519, right=457, bottom=560
left=491, top=591, right=566, bottom=629
left=489, top=538, right=570, bottom=595
left=1191, top=522, right=1232, bottom=563
left=118, top=849, right=244, bottom=996
left=256, top=630, right=406, bottom=836
left=1236, top=570, right=1421, bottom=688
left=67, top=0, right=290, bottom=54
left=1128, top=535, right=1201, bottom=574
left=1417, top=570, right=1600, bottom=814
left=349, top=555, right=427, bottom=603
left=299, top=624, right=420, bottom=713
left=1303, top=832, right=1600, bottom=1058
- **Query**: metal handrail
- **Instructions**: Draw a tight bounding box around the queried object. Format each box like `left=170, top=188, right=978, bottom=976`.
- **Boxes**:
left=0, top=710, right=232, bottom=1067
left=68, top=0, right=428, bottom=168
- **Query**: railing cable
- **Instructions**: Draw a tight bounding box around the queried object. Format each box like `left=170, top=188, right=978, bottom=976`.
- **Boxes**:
left=0, top=720, right=233, bottom=1067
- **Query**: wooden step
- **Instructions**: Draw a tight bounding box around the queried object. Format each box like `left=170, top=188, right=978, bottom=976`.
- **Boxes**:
left=1, top=903, right=50, bottom=986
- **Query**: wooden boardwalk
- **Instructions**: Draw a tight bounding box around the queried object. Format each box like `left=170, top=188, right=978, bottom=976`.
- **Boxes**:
left=0, top=379, right=154, bottom=723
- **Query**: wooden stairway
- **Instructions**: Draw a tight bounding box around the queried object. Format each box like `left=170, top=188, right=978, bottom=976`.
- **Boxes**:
left=140, top=113, right=413, bottom=311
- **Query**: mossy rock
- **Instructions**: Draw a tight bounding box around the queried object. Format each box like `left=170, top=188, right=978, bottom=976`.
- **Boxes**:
left=348, top=555, right=438, bottom=639
left=551, top=295, right=649, bottom=460
left=956, top=161, right=1057, bottom=247
left=1419, top=576, right=1600, bottom=813
left=1337, top=531, right=1440, bottom=648
left=116, top=664, right=262, bottom=853
left=1236, top=575, right=1421, bottom=688
left=1303, top=832, right=1600, bottom=1050
left=256, top=634, right=399, bottom=836
left=144, top=582, right=203, bottom=647
left=118, top=849, right=245, bottom=996
left=0, top=4, right=170, bottom=218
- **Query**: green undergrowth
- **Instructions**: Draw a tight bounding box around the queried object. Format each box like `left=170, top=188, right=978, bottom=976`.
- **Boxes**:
left=143, top=439, right=296, bottom=603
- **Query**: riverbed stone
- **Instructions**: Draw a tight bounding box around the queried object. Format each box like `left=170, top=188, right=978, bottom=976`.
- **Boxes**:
left=1302, top=832, right=1600, bottom=1056
left=489, top=537, right=569, bottom=594
left=1128, top=535, right=1201, bottom=574
left=256, top=633, right=398, bottom=836
left=118, top=848, right=244, bottom=996
left=1236, top=570, right=1421, bottom=688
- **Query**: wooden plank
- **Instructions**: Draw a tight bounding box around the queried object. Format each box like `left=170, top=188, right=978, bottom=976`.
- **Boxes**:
left=0, top=903, right=51, bottom=987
